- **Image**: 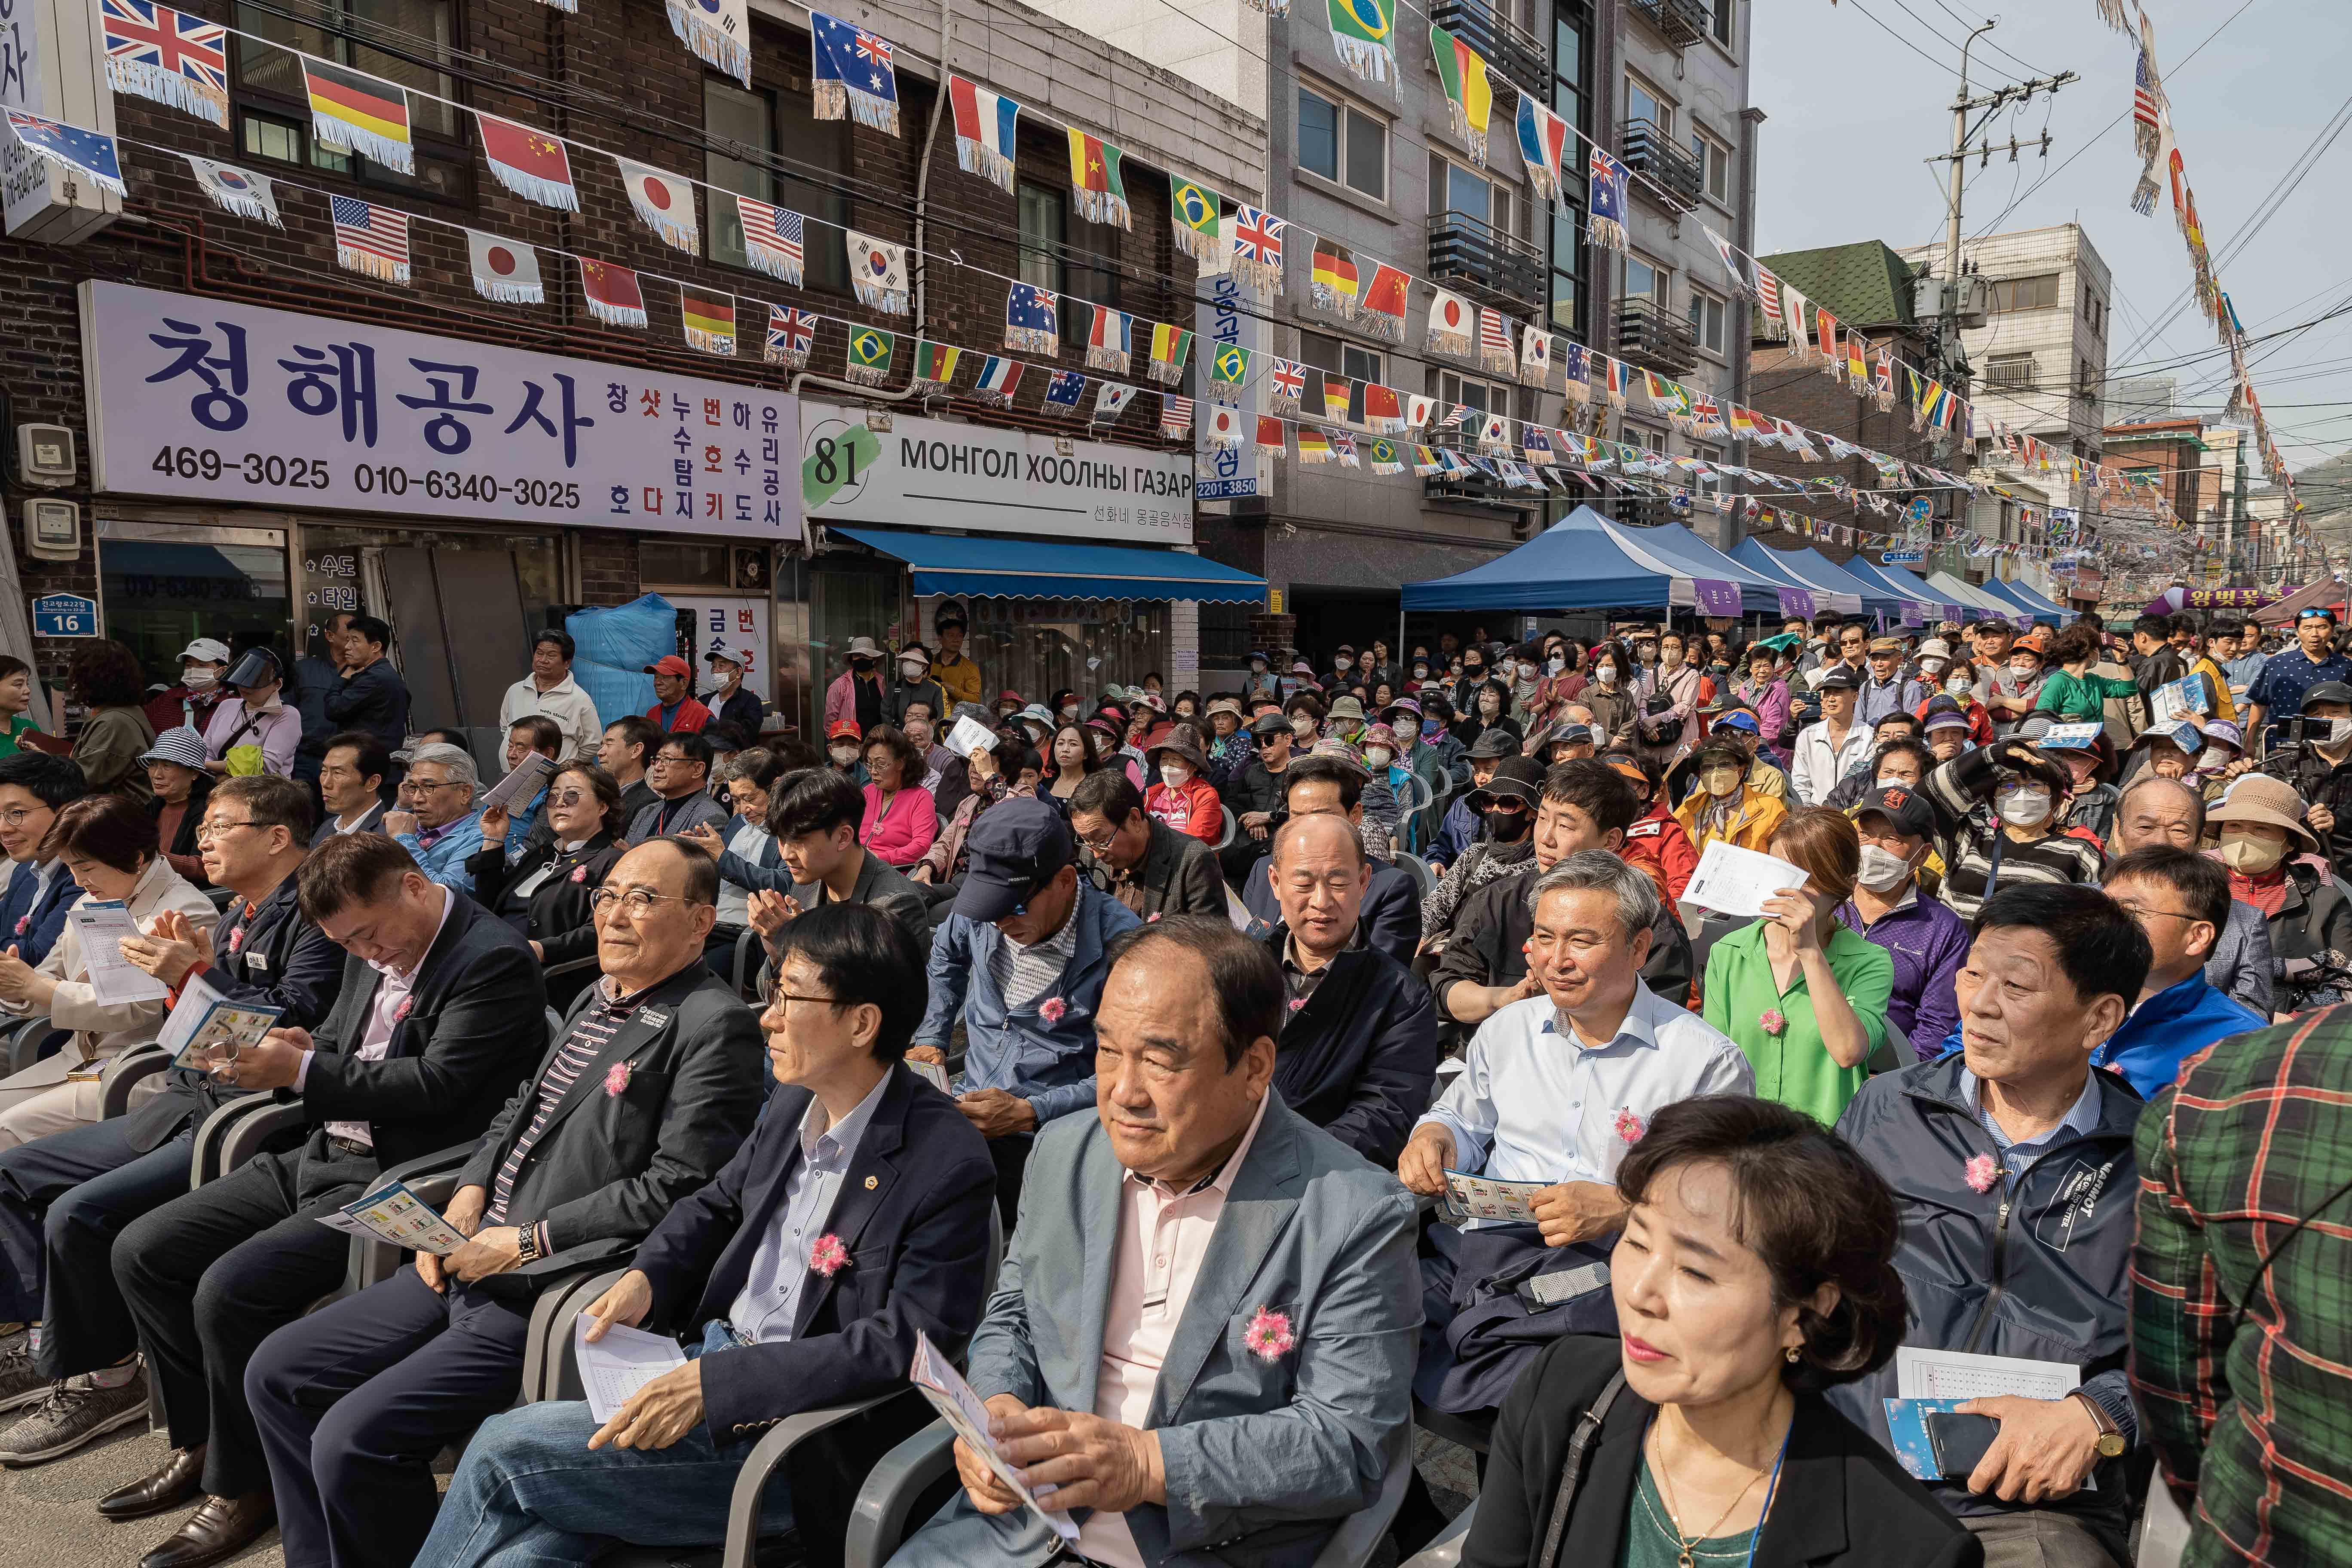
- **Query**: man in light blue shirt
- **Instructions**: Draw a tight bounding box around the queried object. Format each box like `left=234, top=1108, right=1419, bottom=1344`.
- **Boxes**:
left=728, top=1072, right=888, bottom=1341
left=385, top=741, right=484, bottom=896
left=1397, top=851, right=1751, bottom=1415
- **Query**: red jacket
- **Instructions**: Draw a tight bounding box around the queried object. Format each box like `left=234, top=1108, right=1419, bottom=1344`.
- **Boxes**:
left=1146, top=776, right=1223, bottom=843
left=646, top=696, right=713, bottom=732
left=1622, top=802, right=1697, bottom=909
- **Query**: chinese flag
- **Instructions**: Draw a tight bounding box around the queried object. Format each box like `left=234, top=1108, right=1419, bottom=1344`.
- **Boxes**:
left=475, top=112, right=577, bottom=210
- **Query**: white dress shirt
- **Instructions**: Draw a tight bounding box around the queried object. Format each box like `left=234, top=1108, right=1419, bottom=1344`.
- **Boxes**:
left=726, top=1072, right=891, bottom=1344
left=302, top=884, right=453, bottom=1148
left=1418, top=984, right=1753, bottom=1217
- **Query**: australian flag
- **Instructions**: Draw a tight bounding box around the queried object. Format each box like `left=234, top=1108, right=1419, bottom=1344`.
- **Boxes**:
left=1004, top=282, right=1059, bottom=354
left=4, top=112, right=128, bottom=196
left=810, top=11, right=901, bottom=135
left=1044, top=369, right=1087, bottom=416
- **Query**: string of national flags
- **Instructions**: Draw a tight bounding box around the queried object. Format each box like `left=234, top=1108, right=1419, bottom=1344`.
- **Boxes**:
left=2098, top=0, right=2302, bottom=542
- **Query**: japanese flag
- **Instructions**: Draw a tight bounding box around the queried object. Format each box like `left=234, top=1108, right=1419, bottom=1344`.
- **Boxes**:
left=1204, top=403, right=1243, bottom=448
left=466, top=229, right=542, bottom=304
left=615, top=158, right=699, bottom=254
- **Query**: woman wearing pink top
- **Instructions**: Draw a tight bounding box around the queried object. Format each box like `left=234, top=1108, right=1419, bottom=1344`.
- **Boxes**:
left=857, top=723, right=937, bottom=867
left=1143, top=725, right=1223, bottom=843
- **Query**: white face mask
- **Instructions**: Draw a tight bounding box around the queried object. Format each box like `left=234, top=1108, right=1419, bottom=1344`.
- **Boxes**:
left=1548, top=656, right=1567, bottom=675
left=1594, top=666, right=1619, bottom=685
left=2010, top=662, right=2038, bottom=681
left=1946, top=674, right=1972, bottom=695
left=1365, top=747, right=1393, bottom=768
left=1856, top=843, right=1915, bottom=892
left=900, top=663, right=926, bottom=682
left=829, top=746, right=859, bottom=765
left=183, top=669, right=218, bottom=691
left=1159, top=763, right=1191, bottom=788
left=1873, top=775, right=1909, bottom=792
left=1997, top=784, right=2053, bottom=827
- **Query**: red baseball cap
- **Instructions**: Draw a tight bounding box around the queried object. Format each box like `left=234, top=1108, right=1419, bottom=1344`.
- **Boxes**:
left=827, top=719, right=862, bottom=741
left=644, top=655, right=692, bottom=678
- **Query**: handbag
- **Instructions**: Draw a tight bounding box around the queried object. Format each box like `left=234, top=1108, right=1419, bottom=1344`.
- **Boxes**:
left=1534, top=1369, right=1627, bottom=1568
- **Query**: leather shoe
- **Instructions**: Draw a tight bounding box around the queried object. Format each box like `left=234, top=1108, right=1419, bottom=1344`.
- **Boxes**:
left=97, top=1444, right=206, bottom=1520
left=136, top=1491, right=275, bottom=1568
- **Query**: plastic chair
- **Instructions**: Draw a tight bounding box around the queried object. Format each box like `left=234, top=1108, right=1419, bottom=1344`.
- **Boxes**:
left=100, top=1044, right=172, bottom=1118
left=1400, top=1500, right=1477, bottom=1567
left=731, top=927, right=764, bottom=1000
left=1218, top=805, right=1238, bottom=849
left=1397, top=854, right=1436, bottom=902
left=344, top=1143, right=475, bottom=1295
left=188, top=1094, right=306, bottom=1187
left=1, top=1014, right=55, bottom=1075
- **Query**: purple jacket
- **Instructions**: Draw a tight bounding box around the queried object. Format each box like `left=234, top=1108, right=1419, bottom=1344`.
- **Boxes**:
left=1836, top=887, right=1969, bottom=1055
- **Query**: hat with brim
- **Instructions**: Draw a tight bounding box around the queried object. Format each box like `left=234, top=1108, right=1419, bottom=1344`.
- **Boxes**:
left=1147, top=725, right=1208, bottom=773
left=2302, top=681, right=2352, bottom=709
left=1360, top=723, right=1401, bottom=751
left=1813, top=668, right=1860, bottom=691
left=1693, top=742, right=1749, bottom=771
left=1018, top=704, right=1056, bottom=728
left=953, top=796, right=1076, bottom=923
left=1923, top=708, right=1973, bottom=732
left=2200, top=719, right=2245, bottom=753
left=140, top=726, right=209, bottom=770
left=1383, top=698, right=1423, bottom=721
left=1467, top=755, right=1545, bottom=810
left=842, top=636, right=883, bottom=662
left=1205, top=696, right=1245, bottom=723
left=1327, top=696, right=1366, bottom=723
left=1467, top=728, right=1519, bottom=760
left=826, top=720, right=862, bottom=742
left=2209, top=775, right=2321, bottom=850
left=644, top=655, right=692, bottom=678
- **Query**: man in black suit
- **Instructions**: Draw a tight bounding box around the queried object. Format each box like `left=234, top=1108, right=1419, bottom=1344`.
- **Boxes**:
left=322, top=617, right=410, bottom=760
left=1240, top=757, right=1422, bottom=968
left=101, top=833, right=546, bottom=1568
left=310, top=732, right=390, bottom=843
left=0, top=776, right=343, bottom=1455
left=1259, top=812, right=1436, bottom=1169
left=415, top=901, right=997, bottom=1568
left=1069, top=769, right=1227, bottom=921
left=246, top=838, right=766, bottom=1568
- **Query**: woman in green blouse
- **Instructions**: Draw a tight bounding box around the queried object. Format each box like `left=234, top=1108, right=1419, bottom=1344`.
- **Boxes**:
left=1703, top=806, right=1892, bottom=1126
left=0, top=657, right=41, bottom=758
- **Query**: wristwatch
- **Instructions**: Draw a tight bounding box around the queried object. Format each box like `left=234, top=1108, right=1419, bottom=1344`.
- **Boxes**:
left=515, top=1225, right=543, bottom=1265
left=2070, top=1390, right=2126, bottom=1458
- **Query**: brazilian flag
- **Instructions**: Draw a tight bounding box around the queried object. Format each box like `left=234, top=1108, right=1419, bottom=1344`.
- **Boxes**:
left=1326, top=0, right=1395, bottom=87
left=845, top=325, right=897, bottom=386
left=1171, top=176, right=1224, bottom=267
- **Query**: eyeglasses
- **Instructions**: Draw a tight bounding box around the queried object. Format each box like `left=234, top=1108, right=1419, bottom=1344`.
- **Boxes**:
left=770, top=991, right=845, bottom=1009
left=0, top=807, right=46, bottom=828
left=401, top=777, right=465, bottom=792
left=195, top=818, right=259, bottom=841
left=588, top=887, right=700, bottom=916
left=546, top=788, right=591, bottom=807
left=2110, top=900, right=2202, bottom=924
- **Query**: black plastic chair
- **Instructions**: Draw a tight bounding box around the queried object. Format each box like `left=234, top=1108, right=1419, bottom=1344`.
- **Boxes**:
left=99, top=1044, right=172, bottom=1118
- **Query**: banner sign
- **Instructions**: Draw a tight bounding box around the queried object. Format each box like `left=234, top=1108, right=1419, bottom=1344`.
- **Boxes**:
left=1775, top=588, right=1816, bottom=621
left=1690, top=578, right=1742, bottom=617
left=80, top=280, right=803, bottom=539
left=799, top=400, right=1191, bottom=544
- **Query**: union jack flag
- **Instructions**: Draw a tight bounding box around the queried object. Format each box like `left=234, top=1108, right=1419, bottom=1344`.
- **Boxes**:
left=1269, top=358, right=1305, bottom=402
left=855, top=31, right=893, bottom=67
left=102, top=0, right=228, bottom=128
left=765, top=306, right=817, bottom=368
left=1230, top=205, right=1286, bottom=292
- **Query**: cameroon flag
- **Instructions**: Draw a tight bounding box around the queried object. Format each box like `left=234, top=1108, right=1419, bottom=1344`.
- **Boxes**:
left=680, top=289, right=735, bottom=355
left=1066, top=130, right=1131, bottom=230
left=1145, top=323, right=1193, bottom=386
left=912, top=339, right=962, bottom=389
left=1429, top=23, right=1494, bottom=165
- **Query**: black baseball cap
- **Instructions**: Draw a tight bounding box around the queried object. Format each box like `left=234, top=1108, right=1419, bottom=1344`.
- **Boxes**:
left=1466, top=755, right=1544, bottom=810
left=2303, top=681, right=2352, bottom=708
left=952, top=796, right=1075, bottom=924
left=1855, top=784, right=1937, bottom=841
left=1813, top=667, right=1861, bottom=691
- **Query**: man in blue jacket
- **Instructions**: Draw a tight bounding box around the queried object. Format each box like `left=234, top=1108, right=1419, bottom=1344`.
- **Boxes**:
left=0, top=753, right=86, bottom=968
left=2098, top=846, right=2268, bottom=1097
left=909, top=796, right=1137, bottom=1224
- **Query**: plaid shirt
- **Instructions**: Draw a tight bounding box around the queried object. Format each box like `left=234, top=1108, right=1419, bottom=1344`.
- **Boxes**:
left=2132, top=1011, right=2352, bottom=1566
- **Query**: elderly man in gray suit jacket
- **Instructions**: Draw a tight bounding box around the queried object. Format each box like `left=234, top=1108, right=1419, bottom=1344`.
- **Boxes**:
left=886, top=915, right=1421, bottom=1568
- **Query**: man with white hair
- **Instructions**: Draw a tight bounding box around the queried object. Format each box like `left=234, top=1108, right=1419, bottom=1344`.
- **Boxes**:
left=384, top=741, right=484, bottom=896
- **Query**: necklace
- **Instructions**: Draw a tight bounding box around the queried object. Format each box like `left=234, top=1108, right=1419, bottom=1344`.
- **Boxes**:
left=1647, top=1425, right=1771, bottom=1568
left=1636, top=1473, right=1751, bottom=1562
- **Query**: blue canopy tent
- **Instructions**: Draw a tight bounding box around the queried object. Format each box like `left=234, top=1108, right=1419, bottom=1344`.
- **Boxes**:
left=1400, top=506, right=1783, bottom=615
left=1975, top=576, right=2064, bottom=624
left=1611, top=520, right=1795, bottom=617
left=1733, top=538, right=1904, bottom=621
left=2006, top=578, right=2072, bottom=619
left=1726, top=541, right=1853, bottom=618
left=1840, top=557, right=1945, bottom=628
left=1929, top=570, right=2034, bottom=625
left=1860, top=560, right=1970, bottom=624
left=829, top=527, right=1267, bottom=603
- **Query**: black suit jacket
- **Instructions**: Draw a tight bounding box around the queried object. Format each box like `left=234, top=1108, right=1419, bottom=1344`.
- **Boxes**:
left=310, top=802, right=386, bottom=847
left=1081, top=819, right=1227, bottom=922
left=323, top=658, right=410, bottom=754
left=293, top=888, right=548, bottom=1174
left=118, top=874, right=351, bottom=1153
left=1262, top=927, right=1436, bottom=1169
left=454, top=962, right=763, bottom=1296
left=1464, top=1336, right=1981, bottom=1568
left=628, top=1064, right=997, bottom=1439
left=466, top=830, right=626, bottom=1005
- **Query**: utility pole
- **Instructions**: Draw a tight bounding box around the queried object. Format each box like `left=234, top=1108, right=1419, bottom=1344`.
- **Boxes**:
left=1925, top=22, right=2077, bottom=352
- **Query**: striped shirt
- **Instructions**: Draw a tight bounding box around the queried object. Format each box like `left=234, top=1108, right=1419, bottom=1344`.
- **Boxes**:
left=985, top=897, right=1080, bottom=1013
left=1919, top=749, right=2105, bottom=922
left=484, top=977, right=652, bottom=1225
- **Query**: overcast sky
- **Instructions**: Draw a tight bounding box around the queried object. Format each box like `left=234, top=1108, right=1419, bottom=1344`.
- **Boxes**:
left=1748, top=0, right=2352, bottom=478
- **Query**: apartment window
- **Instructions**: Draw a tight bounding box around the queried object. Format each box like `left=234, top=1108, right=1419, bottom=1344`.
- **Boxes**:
left=1712, top=0, right=1735, bottom=46
left=2080, top=287, right=2106, bottom=336
left=1436, top=370, right=1515, bottom=424
left=1020, top=181, right=1113, bottom=354
left=1298, top=85, right=1384, bottom=200
left=234, top=0, right=468, bottom=199
left=1302, top=331, right=1381, bottom=424
left=1985, top=353, right=2034, bottom=390
left=1626, top=76, right=1670, bottom=134
left=705, top=79, right=850, bottom=291
left=2078, top=356, right=2099, bottom=401
left=1987, top=273, right=2061, bottom=313
left=1430, top=155, right=1521, bottom=239
left=1550, top=2, right=1592, bottom=345
left=1687, top=287, right=1727, bottom=356
left=1625, top=255, right=1662, bottom=303
left=1689, top=128, right=1731, bottom=204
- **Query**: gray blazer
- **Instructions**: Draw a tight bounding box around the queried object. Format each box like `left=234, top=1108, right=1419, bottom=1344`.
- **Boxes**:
left=888, top=1093, right=1421, bottom=1568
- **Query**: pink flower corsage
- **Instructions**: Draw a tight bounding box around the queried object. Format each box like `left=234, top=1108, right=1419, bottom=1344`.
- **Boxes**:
left=10, top=916, right=24, bottom=936
left=808, top=1234, right=849, bottom=1277
left=1614, top=1108, right=1646, bottom=1144
left=225, top=924, right=245, bottom=954
left=1242, top=1307, right=1295, bottom=1363
left=1148, top=912, right=1161, bottom=922
left=394, top=996, right=413, bottom=1023
left=1038, top=996, right=1067, bottom=1025
left=604, top=1061, right=632, bottom=1098
left=1758, top=1008, right=1787, bottom=1037
left=1963, top=1153, right=2000, bottom=1194
left=570, top=866, right=588, bottom=883
left=1287, top=996, right=1306, bottom=1012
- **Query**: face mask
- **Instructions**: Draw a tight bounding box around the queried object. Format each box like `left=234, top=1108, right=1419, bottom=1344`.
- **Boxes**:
left=1856, top=844, right=1915, bottom=892
left=900, top=664, right=926, bottom=682
left=1421, top=719, right=1442, bottom=738
left=1159, top=763, right=1191, bottom=788
left=1366, top=747, right=1393, bottom=767
left=1548, top=656, right=1567, bottom=675
left=2325, top=719, right=2352, bottom=746
left=183, top=670, right=218, bottom=691
left=1060, top=704, right=1079, bottom=720
left=1700, top=767, right=1740, bottom=797
left=1997, top=784, right=2053, bottom=827
left=1919, top=659, right=1945, bottom=677
left=2217, top=831, right=2287, bottom=875
left=1595, top=666, right=1619, bottom=685
left=1485, top=806, right=1529, bottom=840
left=829, top=746, right=859, bottom=765
left=1661, top=648, right=1684, bottom=669
left=2010, top=662, right=2037, bottom=680
left=1945, top=674, right=1972, bottom=695
left=1292, top=717, right=1317, bottom=740
left=1412, top=667, right=1430, bottom=681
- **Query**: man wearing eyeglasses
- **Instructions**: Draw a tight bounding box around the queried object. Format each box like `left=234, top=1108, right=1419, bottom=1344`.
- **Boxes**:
left=385, top=741, right=487, bottom=897
left=0, top=752, right=87, bottom=968
left=628, top=732, right=728, bottom=845
left=0, top=776, right=346, bottom=1465
left=242, top=838, right=763, bottom=1568
left=909, top=796, right=1139, bottom=1225
left=2093, top=847, right=2265, bottom=1098
left=96, top=833, right=545, bottom=1568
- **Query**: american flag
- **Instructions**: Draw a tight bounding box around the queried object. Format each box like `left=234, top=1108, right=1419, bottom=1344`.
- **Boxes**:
left=103, top=0, right=227, bottom=96
left=738, top=199, right=803, bottom=282
left=1232, top=205, right=1284, bottom=267
left=1439, top=403, right=1467, bottom=428
left=330, top=195, right=409, bottom=275
left=1478, top=308, right=1513, bottom=361
left=2133, top=49, right=2162, bottom=135
left=1159, top=395, right=1193, bottom=436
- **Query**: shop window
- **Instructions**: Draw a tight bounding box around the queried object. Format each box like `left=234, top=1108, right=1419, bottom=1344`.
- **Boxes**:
left=233, top=0, right=470, bottom=202
left=101, top=538, right=293, bottom=689
left=959, top=597, right=1171, bottom=705
left=704, top=77, right=850, bottom=292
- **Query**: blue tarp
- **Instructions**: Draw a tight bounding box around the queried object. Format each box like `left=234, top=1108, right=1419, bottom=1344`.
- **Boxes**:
left=1865, top=560, right=1972, bottom=624
left=1929, top=570, right=2033, bottom=623
left=1840, top=557, right=1945, bottom=625
left=1400, top=507, right=1783, bottom=614
left=831, top=527, right=1267, bottom=603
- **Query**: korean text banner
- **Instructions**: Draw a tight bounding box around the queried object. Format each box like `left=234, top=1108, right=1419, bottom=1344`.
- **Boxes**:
left=80, top=281, right=805, bottom=540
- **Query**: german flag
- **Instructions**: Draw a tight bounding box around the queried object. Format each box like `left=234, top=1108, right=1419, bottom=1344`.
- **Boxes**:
left=680, top=288, right=735, bottom=355
left=305, top=59, right=412, bottom=173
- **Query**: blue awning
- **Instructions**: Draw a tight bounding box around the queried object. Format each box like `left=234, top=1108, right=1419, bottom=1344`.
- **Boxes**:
left=1402, top=507, right=1782, bottom=614
left=830, top=527, right=1267, bottom=604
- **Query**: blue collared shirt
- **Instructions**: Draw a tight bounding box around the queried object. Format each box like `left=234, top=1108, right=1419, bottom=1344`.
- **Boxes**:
left=1419, top=983, right=1753, bottom=1207
left=726, top=1073, right=890, bottom=1344
left=396, top=810, right=484, bottom=897
left=2095, top=973, right=2266, bottom=1099
left=1958, top=1063, right=2104, bottom=1181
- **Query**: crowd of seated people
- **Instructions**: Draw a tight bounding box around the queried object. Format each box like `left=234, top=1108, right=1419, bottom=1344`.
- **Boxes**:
left=3, top=608, right=2351, bottom=1568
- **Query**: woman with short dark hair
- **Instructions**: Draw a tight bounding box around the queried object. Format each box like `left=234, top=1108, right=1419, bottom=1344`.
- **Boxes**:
left=1461, top=1096, right=1974, bottom=1568
left=0, top=655, right=44, bottom=759
left=67, top=640, right=155, bottom=804
left=469, top=762, right=626, bottom=1008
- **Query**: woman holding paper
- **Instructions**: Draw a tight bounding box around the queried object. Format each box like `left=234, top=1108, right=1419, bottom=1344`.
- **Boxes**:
left=0, top=793, right=216, bottom=1149
left=1702, top=809, right=1893, bottom=1127
left=470, top=762, right=626, bottom=1008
